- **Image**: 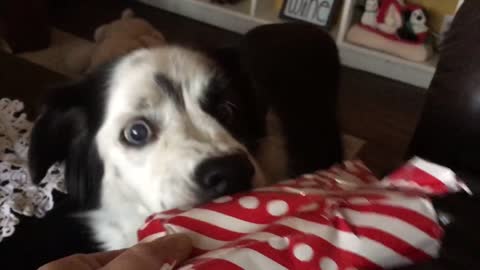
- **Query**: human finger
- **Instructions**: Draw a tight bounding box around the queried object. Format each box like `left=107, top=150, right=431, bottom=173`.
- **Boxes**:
left=38, top=249, right=125, bottom=270
left=101, top=234, right=192, bottom=270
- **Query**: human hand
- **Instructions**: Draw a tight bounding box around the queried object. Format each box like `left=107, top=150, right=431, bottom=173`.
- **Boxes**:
left=39, top=234, right=192, bottom=270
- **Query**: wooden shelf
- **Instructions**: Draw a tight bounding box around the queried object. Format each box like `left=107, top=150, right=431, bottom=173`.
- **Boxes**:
left=138, top=0, right=273, bottom=34
left=138, top=0, right=441, bottom=89
left=338, top=42, right=438, bottom=88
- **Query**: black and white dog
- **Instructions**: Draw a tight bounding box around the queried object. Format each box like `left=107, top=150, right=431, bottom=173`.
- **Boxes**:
left=30, top=46, right=275, bottom=250
left=2, top=24, right=343, bottom=269
left=3, top=24, right=478, bottom=270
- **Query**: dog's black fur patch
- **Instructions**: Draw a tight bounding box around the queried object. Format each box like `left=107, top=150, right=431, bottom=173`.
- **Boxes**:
left=154, top=73, right=185, bottom=110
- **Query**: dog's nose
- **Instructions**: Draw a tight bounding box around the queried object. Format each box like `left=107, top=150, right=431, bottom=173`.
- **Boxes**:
left=194, top=153, right=254, bottom=197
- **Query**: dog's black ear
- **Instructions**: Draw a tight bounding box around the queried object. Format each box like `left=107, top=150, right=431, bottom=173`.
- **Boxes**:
left=28, top=65, right=109, bottom=209
left=28, top=70, right=106, bottom=184
left=28, top=81, right=89, bottom=184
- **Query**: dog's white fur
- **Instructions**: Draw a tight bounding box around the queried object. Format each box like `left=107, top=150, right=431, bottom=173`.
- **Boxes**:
left=85, top=47, right=285, bottom=249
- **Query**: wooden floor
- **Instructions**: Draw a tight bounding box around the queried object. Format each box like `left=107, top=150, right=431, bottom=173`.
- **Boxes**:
left=338, top=67, right=426, bottom=175
left=50, top=0, right=427, bottom=176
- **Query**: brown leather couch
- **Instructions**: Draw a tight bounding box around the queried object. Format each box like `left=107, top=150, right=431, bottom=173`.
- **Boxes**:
left=0, top=0, right=50, bottom=53
left=400, top=0, right=480, bottom=269
left=408, top=0, right=480, bottom=193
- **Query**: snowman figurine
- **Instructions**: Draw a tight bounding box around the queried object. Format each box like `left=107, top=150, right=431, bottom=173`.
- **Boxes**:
left=361, top=0, right=379, bottom=28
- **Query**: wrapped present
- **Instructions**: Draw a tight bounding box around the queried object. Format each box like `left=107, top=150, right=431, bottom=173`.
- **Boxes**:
left=138, top=157, right=469, bottom=270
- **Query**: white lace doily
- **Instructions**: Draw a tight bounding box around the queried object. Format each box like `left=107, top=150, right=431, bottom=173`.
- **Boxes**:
left=0, top=98, right=66, bottom=242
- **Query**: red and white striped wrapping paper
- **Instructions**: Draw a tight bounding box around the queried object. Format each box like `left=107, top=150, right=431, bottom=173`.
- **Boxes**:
left=138, top=157, right=468, bottom=270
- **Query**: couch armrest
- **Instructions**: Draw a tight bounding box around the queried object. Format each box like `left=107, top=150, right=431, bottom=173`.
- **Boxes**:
left=241, top=23, right=343, bottom=175
left=407, top=0, right=480, bottom=180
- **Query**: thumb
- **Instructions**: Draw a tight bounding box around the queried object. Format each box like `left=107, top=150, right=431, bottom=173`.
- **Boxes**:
left=102, top=234, right=192, bottom=270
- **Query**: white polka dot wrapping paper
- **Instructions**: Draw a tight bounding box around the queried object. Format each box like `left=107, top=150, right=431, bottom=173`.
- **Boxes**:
left=138, top=157, right=470, bottom=270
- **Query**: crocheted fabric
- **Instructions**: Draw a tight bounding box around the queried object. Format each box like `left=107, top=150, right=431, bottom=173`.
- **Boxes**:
left=0, top=98, right=65, bottom=242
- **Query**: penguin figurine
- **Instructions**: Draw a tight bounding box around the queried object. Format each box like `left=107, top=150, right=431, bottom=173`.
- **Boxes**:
left=397, top=6, right=429, bottom=42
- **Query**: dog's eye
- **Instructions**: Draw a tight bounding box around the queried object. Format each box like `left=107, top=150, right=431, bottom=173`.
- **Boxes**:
left=123, top=120, right=153, bottom=146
